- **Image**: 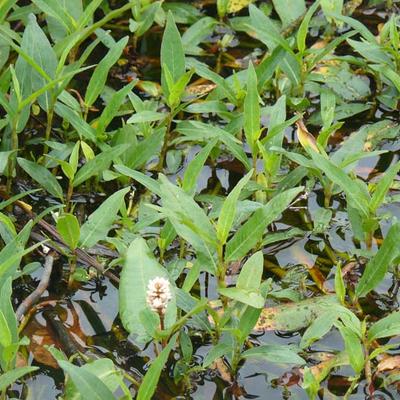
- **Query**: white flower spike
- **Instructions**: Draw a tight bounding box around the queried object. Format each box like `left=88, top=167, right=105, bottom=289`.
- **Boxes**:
left=146, top=276, right=172, bottom=315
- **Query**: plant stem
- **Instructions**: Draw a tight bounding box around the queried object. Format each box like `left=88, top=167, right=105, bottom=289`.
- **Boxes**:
left=7, top=121, right=18, bottom=191
left=156, top=113, right=173, bottom=171
left=43, top=108, right=54, bottom=156
left=66, top=181, right=74, bottom=212
left=68, top=253, right=77, bottom=289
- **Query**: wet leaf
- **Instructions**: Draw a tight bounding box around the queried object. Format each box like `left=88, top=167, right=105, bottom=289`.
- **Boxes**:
left=254, top=295, right=338, bottom=331
left=242, top=344, right=305, bottom=365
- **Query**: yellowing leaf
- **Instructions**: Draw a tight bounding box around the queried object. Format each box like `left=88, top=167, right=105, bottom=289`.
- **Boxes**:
left=228, top=0, right=253, bottom=13
left=296, top=120, right=319, bottom=153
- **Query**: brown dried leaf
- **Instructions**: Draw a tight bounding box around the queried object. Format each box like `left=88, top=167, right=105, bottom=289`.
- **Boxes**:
left=377, top=356, right=400, bottom=373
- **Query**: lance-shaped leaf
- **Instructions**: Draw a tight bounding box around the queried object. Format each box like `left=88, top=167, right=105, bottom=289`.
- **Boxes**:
left=85, top=37, right=128, bottom=107
left=79, top=187, right=129, bottom=248
left=161, top=11, right=185, bottom=101
left=15, top=14, right=57, bottom=112
left=17, top=158, right=63, bottom=200
left=356, top=223, right=400, bottom=298
left=244, top=62, right=260, bottom=153
left=225, top=186, right=303, bottom=261
left=158, top=175, right=218, bottom=268
left=310, top=151, right=370, bottom=217
left=217, top=169, right=253, bottom=244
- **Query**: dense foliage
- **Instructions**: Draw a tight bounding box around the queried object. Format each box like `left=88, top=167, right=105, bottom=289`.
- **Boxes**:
left=1, top=0, right=400, bottom=399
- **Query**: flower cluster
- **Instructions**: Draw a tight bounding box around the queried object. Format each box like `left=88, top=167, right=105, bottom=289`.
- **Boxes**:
left=146, top=277, right=172, bottom=315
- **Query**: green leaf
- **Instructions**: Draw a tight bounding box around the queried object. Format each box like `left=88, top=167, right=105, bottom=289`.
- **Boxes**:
left=244, top=62, right=260, bottom=153
left=73, top=145, right=128, bottom=187
left=262, top=95, right=287, bottom=177
left=137, top=336, right=176, bottom=400
left=272, top=0, right=305, bottom=27
left=297, top=0, right=320, bottom=54
left=127, top=110, right=166, bottom=124
left=249, top=4, right=293, bottom=54
left=176, top=121, right=250, bottom=170
left=182, top=139, right=217, bottom=195
left=0, top=366, right=39, bottom=392
left=15, top=14, right=57, bottom=112
left=218, top=287, right=265, bottom=308
left=355, top=223, right=400, bottom=298
left=114, top=164, right=161, bottom=196
left=217, top=170, right=253, bottom=244
left=119, top=238, right=177, bottom=338
left=368, top=312, right=400, bottom=341
left=335, top=264, right=345, bottom=305
left=58, top=361, right=115, bottom=400
left=225, top=187, right=303, bottom=261
left=85, top=36, right=128, bottom=107
left=79, top=187, right=129, bottom=248
left=241, top=344, right=305, bottom=365
left=338, top=325, right=364, bottom=374
left=17, top=158, right=63, bottom=200
left=0, top=310, right=12, bottom=347
left=237, top=251, right=264, bottom=291
left=255, top=295, right=338, bottom=331
left=128, top=128, right=165, bottom=170
left=203, top=343, right=231, bottom=368
left=369, top=161, right=400, bottom=213
left=300, top=311, right=339, bottom=348
left=310, top=151, right=370, bottom=217
left=328, top=13, right=377, bottom=43
left=32, top=0, right=77, bottom=34
left=63, top=359, right=121, bottom=400
left=57, top=214, right=80, bottom=250
left=96, top=81, right=136, bottom=135
left=55, top=102, right=97, bottom=142
left=161, top=11, right=185, bottom=101
left=159, top=175, right=218, bottom=260
left=182, top=16, right=217, bottom=55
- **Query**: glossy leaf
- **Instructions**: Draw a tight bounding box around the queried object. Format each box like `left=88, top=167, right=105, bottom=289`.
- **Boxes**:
left=79, top=187, right=129, bottom=248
